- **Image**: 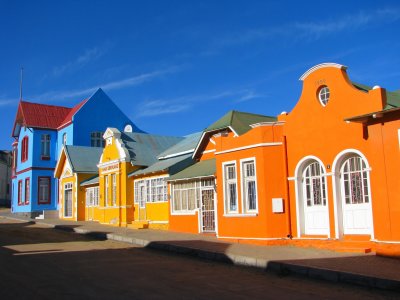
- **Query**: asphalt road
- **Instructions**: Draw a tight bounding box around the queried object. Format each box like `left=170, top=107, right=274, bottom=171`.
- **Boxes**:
left=0, top=218, right=397, bottom=299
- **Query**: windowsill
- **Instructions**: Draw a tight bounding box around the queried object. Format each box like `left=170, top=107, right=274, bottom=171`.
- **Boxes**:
left=41, top=156, right=50, bottom=160
left=223, top=213, right=258, bottom=217
left=38, top=202, right=51, bottom=205
left=171, top=210, right=198, bottom=216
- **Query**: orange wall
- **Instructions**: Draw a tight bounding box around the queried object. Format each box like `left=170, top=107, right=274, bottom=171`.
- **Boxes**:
left=282, top=65, right=398, bottom=241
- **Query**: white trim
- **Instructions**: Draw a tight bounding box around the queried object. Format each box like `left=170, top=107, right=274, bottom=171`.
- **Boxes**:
left=222, top=160, right=239, bottom=214
left=148, top=221, right=168, bottom=224
left=202, top=149, right=216, bottom=154
left=293, top=155, right=330, bottom=238
left=158, top=149, right=194, bottom=160
left=331, top=149, right=374, bottom=239
left=98, top=159, right=120, bottom=169
left=209, top=138, right=216, bottom=145
left=240, top=157, right=259, bottom=214
left=192, top=132, right=207, bottom=159
left=250, top=121, right=285, bottom=128
left=373, top=240, right=400, bottom=244
left=291, top=237, right=330, bottom=241
left=228, top=126, right=239, bottom=137
left=170, top=209, right=198, bottom=216
left=223, top=213, right=258, bottom=217
left=215, top=142, right=282, bottom=155
left=167, top=175, right=215, bottom=182
left=299, top=63, right=347, bottom=81
left=218, top=236, right=286, bottom=241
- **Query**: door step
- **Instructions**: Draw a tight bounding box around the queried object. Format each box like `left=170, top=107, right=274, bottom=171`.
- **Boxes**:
left=128, top=221, right=149, bottom=229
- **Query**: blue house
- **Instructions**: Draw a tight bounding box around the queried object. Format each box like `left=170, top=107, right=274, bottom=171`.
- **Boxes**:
left=11, top=88, right=142, bottom=217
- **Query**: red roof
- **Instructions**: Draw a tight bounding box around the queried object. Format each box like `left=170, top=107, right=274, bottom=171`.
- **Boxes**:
left=57, top=98, right=88, bottom=130
left=19, top=101, right=71, bottom=128
left=12, top=101, right=72, bottom=137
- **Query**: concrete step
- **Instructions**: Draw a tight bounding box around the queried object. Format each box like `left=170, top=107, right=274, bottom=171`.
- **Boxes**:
left=128, top=220, right=149, bottom=229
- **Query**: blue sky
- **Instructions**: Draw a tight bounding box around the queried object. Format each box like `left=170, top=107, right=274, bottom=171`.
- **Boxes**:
left=1, top=0, right=400, bottom=149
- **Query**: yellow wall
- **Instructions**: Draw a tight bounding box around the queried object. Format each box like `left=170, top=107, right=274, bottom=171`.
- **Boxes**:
left=98, top=135, right=138, bottom=226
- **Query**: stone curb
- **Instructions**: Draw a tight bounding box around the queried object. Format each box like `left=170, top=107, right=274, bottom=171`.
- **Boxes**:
left=3, top=215, right=400, bottom=291
left=267, top=261, right=400, bottom=291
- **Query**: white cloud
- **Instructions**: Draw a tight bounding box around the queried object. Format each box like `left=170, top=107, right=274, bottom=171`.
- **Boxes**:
left=52, top=45, right=110, bottom=77
left=137, top=88, right=262, bottom=117
left=0, top=98, right=17, bottom=107
left=32, top=66, right=182, bottom=102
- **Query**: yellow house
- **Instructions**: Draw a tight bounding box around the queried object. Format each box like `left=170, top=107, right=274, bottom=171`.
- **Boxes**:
left=54, top=146, right=103, bottom=221
left=97, top=128, right=184, bottom=227
left=128, top=132, right=201, bottom=229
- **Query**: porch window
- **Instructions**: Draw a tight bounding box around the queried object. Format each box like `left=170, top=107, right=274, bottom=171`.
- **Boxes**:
left=224, top=163, right=238, bottom=213
left=134, top=176, right=168, bottom=206
left=242, top=160, right=257, bottom=213
left=86, top=187, right=99, bottom=207
left=38, top=177, right=51, bottom=204
left=41, top=134, right=50, bottom=159
left=171, top=179, right=214, bottom=213
left=25, top=178, right=30, bottom=204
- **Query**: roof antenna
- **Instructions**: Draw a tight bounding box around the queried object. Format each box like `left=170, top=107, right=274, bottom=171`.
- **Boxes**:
left=19, top=67, right=24, bottom=101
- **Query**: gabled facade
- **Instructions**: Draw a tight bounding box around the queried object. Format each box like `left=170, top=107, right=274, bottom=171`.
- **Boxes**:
left=11, top=88, right=141, bottom=217
left=281, top=63, right=400, bottom=249
left=95, top=128, right=183, bottom=226
left=54, top=146, right=103, bottom=221
left=167, top=110, right=288, bottom=238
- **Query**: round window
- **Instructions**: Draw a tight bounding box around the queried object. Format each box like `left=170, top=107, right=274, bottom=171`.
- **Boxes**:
left=318, top=86, right=330, bottom=106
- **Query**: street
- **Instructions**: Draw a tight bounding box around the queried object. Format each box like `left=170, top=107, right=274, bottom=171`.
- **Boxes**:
left=0, top=218, right=397, bottom=299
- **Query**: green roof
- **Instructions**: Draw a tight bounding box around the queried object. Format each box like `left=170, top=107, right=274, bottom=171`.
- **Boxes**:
left=205, top=110, right=277, bottom=136
left=80, top=175, right=99, bottom=186
left=352, top=81, right=400, bottom=110
left=129, top=154, right=194, bottom=177
left=167, top=158, right=216, bottom=181
left=157, top=132, right=202, bottom=159
left=65, top=146, right=103, bottom=173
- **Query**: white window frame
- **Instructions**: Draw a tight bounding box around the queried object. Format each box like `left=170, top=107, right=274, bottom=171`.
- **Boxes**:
left=105, top=175, right=109, bottom=206
left=318, top=86, right=330, bottom=106
left=341, top=155, right=370, bottom=204
left=111, top=174, right=117, bottom=206
left=222, top=161, right=238, bottom=214
left=63, top=133, right=67, bottom=146
left=134, top=175, right=168, bottom=206
left=86, top=187, right=99, bottom=207
left=41, top=134, right=50, bottom=157
left=64, top=182, right=73, bottom=218
left=240, top=158, right=258, bottom=214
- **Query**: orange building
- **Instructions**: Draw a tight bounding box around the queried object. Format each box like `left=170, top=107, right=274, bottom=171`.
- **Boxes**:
left=281, top=63, right=400, bottom=251
left=168, top=111, right=290, bottom=240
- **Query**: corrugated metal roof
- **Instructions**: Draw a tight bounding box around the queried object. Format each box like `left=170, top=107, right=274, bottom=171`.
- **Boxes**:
left=157, top=132, right=202, bottom=159
left=80, top=175, right=99, bottom=186
left=122, top=132, right=184, bottom=166
left=129, top=154, right=194, bottom=177
left=167, top=158, right=216, bottom=181
left=57, top=98, right=88, bottom=129
left=12, top=101, right=72, bottom=136
left=65, top=145, right=103, bottom=173
left=205, top=110, right=277, bottom=136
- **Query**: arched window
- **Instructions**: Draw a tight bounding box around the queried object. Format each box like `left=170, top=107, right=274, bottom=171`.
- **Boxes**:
left=340, top=155, right=369, bottom=204
left=302, top=161, right=327, bottom=207
left=63, top=133, right=67, bottom=146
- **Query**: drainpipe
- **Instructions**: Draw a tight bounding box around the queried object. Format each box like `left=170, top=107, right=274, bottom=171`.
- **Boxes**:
left=282, top=136, right=292, bottom=239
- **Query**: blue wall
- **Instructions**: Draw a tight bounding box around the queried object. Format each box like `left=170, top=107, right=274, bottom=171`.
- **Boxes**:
left=72, top=89, right=143, bottom=147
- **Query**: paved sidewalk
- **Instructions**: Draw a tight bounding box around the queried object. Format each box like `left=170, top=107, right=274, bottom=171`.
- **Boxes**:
left=1, top=210, right=400, bottom=291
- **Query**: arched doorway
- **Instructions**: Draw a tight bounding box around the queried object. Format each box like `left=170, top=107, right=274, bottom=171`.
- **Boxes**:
left=335, top=153, right=373, bottom=236
left=296, top=158, right=329, bottom=236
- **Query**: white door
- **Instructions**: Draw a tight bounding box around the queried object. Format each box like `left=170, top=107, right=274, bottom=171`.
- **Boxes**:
left=302, top=162, right=329, bottom=235
left=64, top=189, right=72, bottom=218
left=340, top=156, right=372, bottom=235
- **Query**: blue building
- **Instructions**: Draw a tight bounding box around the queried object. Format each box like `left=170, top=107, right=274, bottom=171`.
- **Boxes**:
left=11, top=88, right=141, bottom=217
